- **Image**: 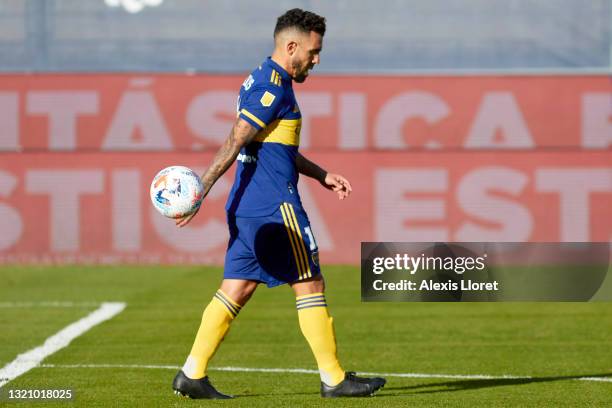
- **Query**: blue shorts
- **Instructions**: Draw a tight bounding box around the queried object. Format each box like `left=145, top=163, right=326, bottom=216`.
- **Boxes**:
left=224, top=202, right=321, bottom=287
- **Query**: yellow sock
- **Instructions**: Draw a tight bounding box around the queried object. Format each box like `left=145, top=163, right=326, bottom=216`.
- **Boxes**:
left=182, top=289, right=241, bottom=379
left=296, top=293, right=345, bottom=386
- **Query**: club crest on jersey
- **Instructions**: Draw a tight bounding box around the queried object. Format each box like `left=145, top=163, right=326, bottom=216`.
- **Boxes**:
left=260, top=91, right=276, bottom=107
left=311, top=251, right=320, bottom=267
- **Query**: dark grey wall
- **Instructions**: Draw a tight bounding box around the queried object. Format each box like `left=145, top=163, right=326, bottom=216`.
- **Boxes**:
left=1, top=0, right=610, bottom=72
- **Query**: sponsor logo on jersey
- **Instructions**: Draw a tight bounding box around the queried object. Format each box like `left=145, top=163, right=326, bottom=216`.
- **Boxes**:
left=237, top=153, right=257, bottom=163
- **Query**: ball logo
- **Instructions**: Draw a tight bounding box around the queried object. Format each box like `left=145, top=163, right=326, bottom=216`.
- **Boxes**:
left=153, top=174, right=181, bottom=207
left=150, top=166, right=203, bottom=219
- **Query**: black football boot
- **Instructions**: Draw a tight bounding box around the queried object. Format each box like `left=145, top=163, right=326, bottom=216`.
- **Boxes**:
left=321, top=371, right=386, bottom=398
left=172, top=370, right=233, bottom=399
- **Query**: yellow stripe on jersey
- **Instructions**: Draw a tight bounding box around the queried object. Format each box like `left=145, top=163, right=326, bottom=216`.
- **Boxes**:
left=267, top=70, right=281, bottom=86
left=284, top=203, right=311, bottom=279
left=270, top=70, right=281, bottom=86
left=240, top=109, right=265, bottom=128
left=280, top=204, right=304, bottom=280
left=254, top=118, right=301, bottom=145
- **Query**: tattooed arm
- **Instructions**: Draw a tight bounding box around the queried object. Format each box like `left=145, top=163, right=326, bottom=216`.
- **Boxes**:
left=176, top=117, right=258, bottom=227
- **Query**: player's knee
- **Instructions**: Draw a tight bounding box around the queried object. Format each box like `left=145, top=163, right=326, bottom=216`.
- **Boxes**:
left=292, top=274, right=325, bottom=295
left=220, top=280, right=258, bottom=306
left=310, top=276, right=325, bottom=293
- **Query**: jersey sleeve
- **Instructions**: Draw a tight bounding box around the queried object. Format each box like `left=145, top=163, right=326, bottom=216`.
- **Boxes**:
left=238, top=85, right=285, bottom=130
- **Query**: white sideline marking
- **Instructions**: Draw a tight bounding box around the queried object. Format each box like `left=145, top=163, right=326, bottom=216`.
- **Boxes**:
left=41, top=363, right=179, bottom=370
left=0, top=302, right=126, bottom=388
left=0, top=301, right=101, bottom=308
left=37, top=364, right=611, bottom=383
left=578, top=377, right=612, bottom=383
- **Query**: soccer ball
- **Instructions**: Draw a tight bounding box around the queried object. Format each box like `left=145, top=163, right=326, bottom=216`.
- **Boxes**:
left=150, top=166, right=204, bottom=219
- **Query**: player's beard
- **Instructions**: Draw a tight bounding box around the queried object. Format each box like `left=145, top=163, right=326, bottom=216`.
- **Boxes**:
left=292, top=61, right=311, bottom=83
left=294, top=73, right=307, bottom=83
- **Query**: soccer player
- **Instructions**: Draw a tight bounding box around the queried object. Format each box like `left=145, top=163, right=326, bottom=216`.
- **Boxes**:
left=171, top=8, right=386, bottom=399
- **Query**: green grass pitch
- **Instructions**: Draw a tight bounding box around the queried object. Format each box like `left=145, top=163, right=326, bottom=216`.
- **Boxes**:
left=0, top=265, right=610, bottom=407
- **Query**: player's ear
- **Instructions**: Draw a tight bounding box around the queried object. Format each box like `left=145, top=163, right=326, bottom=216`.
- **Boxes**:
left=286, top=40, right=298, bottom=56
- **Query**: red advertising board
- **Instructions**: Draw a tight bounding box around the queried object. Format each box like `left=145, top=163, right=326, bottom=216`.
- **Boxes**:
left=0, top=74, right=609, bottom=151
left=0, top=152, right=610, bottom=265
left=0, top=75, right=610, bottom=264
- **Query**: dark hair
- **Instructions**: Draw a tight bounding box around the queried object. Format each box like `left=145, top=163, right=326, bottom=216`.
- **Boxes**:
left=274, top=8, right=326, bottom=37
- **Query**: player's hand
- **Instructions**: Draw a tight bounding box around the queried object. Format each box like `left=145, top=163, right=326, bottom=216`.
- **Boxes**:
left=175, top=206, right=200, bottom=228
left=322, top=173, right=352, bottom=200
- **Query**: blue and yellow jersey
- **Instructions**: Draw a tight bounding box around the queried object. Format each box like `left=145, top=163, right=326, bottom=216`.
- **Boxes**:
left=226, top=57, right=303, bottom=216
